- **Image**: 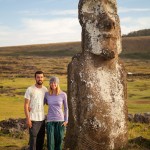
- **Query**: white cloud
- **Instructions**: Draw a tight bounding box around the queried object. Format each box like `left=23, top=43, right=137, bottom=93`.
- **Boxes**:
left=120, top=17, right=150, bottom=35
left=22, top=18, right=80, bottom=34
left=0, top=17, right=81, bottom=47
left=137, top=17, right=150, bottom=27
left=120, top=17, right=132, bottom=23
left=0, top=11, right=150, bottom=46
left=121, top=26, right=140, bottom=35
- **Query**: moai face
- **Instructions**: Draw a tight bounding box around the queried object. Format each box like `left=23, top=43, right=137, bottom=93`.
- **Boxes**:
left=79, top=0, right=122, bottom=59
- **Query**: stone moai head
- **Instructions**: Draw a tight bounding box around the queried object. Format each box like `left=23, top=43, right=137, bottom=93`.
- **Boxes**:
left=79, top=0, right=122, bottom=59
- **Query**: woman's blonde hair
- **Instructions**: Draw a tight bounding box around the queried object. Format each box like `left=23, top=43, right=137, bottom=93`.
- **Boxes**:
left=49, top=83, right=61, bottom=95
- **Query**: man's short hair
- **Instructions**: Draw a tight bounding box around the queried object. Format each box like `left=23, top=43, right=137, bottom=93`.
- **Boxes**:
left=34, top=71, right=44, bottom=78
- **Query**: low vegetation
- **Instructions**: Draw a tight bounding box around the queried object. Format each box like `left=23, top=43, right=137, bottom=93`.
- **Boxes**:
left=0, top=35, right=150, bottom=149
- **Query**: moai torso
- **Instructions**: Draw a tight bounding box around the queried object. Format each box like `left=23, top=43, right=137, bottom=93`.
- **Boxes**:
left=64, top=0, right=128, bottom=150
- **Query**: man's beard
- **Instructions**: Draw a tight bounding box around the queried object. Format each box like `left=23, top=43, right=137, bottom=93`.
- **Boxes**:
left=36, top=80, right=43, bottom=85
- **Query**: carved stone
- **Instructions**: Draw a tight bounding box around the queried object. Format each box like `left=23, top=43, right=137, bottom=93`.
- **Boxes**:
left=64, top=0, right=128, bottom=150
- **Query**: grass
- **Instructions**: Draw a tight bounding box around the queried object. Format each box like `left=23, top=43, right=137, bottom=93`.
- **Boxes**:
left=0, top=135, right=28, bottom=149
left=0, top=42, right=81, bottom=57
left=0, top=63, right=150, bottom=149
left=127, top=122, right=150, bottom=150
left=0, top=39, right=150, bottom=149
left=128, top=122, right=150, bottom=140
left=123, top=59, right=150, bottom=74
left=127, top=79, right=150, bottom=114
left=120, top=52, right=150, bottom=60
left=0, top=96, right=24, bottom=120
left=128, top=79, right=150, bottom=100
left=1, top=78, right=149, bottom=120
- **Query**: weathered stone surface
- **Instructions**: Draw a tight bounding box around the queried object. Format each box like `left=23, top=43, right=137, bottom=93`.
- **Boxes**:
left=78, top=0, right=122, bottom=59
left=64, top=0, right=128, bottom=150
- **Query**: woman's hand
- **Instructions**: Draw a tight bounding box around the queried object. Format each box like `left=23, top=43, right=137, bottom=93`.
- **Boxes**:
left=62, top=121, right=68, bottom=126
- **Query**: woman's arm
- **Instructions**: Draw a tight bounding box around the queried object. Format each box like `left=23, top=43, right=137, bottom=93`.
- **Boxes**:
left=63, top=93, right=68, bottom=124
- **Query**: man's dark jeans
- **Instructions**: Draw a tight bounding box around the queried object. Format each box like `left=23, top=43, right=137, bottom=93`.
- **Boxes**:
left=29, top=120, right=45, bottom=150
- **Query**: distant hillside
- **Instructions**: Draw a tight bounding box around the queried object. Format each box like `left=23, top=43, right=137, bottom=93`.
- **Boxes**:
left=0, top=42, right=81, bottom=57
left=123, top=29, right=150, bottom=37
left=121, top=36, right=150, bottom=59
left=0, top=36, right=150, bottom=59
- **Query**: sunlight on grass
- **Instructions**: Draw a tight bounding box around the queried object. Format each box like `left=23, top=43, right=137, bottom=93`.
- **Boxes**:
left=127, top=78, right=150, bottom=113
left=0, top=78, right=34, bottom=88
left=127, top=79, right=150, bottom=114
left=0, top=135, right=28, bottom=148
left=128, top=122, right=150, bottom=139
left=0, top=95, right=24, bottom=120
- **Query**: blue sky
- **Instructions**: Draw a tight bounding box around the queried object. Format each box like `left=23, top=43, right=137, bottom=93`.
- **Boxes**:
left=0, top=0, right=150, bottom=47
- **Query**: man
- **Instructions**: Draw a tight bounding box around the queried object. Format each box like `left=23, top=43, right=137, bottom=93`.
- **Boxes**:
left=24, top=71, right=48, bottom=150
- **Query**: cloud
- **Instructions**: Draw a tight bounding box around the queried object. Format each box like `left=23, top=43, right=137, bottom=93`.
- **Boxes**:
left=119, top=7, right=150, bottom=13
left=137, top=17, right=150, bottom=27
left=120, top=17, right=132, bottom=23
left=0, top=17, right=81, bottom=47
left=22, top=17, right=80, bottom=34
left=120, top=17, right=150, bottom=34
left=0, top=7, right=150, bottom=46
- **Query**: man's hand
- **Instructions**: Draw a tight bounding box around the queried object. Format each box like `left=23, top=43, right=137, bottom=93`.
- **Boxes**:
left=28, top=107, right=31, bottom=112
left=26, top=118, right=32, bottom=128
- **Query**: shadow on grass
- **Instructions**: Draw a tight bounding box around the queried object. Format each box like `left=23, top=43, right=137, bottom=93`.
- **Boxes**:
left=1, top=137, right=150, bottom=150
left=0, top=146, right=21, bottom=150
left=128, top=136, right=150, bottom=150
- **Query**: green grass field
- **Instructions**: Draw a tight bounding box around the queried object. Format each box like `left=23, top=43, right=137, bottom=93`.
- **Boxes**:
left=0, top=38, right=150, bottom=149
left=128, top=79, right=150, bottom=114
left=0, top=77, right=150, bottom=121
left=1, top=82, right=150, bottom=150
left=0, top=57, right=150, bottom=149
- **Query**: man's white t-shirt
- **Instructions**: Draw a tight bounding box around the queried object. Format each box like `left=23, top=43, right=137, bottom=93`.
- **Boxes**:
left=24, top=85, right=48, bottom=121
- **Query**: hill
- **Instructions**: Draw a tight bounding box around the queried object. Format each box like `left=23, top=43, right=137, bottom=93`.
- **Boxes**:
left=0, top=42, right=81, bottom=57
left=123, top=29, right=150, bottom=37
left=121, top=36, right=150, bottom=59
left=0, top=36, right=150, bottom=59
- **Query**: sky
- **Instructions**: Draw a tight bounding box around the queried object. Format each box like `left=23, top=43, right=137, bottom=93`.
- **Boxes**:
left=0, top=0, right=150, bottom=47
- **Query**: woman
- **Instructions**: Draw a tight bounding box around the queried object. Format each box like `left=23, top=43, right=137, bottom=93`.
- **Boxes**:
left=44, top=76, right=68, bottom=150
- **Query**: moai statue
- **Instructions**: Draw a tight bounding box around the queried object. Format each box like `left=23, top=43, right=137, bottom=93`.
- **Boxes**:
left=64, top=0, right=128, bottom=150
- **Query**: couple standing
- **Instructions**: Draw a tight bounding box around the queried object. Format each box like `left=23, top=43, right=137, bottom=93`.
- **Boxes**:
left=24, top=71, right=68, bottom=150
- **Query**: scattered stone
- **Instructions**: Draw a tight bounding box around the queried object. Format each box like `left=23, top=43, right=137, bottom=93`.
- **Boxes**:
left=128, top=113, right=150, bottom=124
left=0, top=118, right=27, bottom=138
left=128, top=114, right=134, bottom=122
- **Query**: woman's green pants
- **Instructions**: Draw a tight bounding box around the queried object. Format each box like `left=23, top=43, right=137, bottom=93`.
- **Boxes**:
left=46, top=122, right=65, bottom=150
